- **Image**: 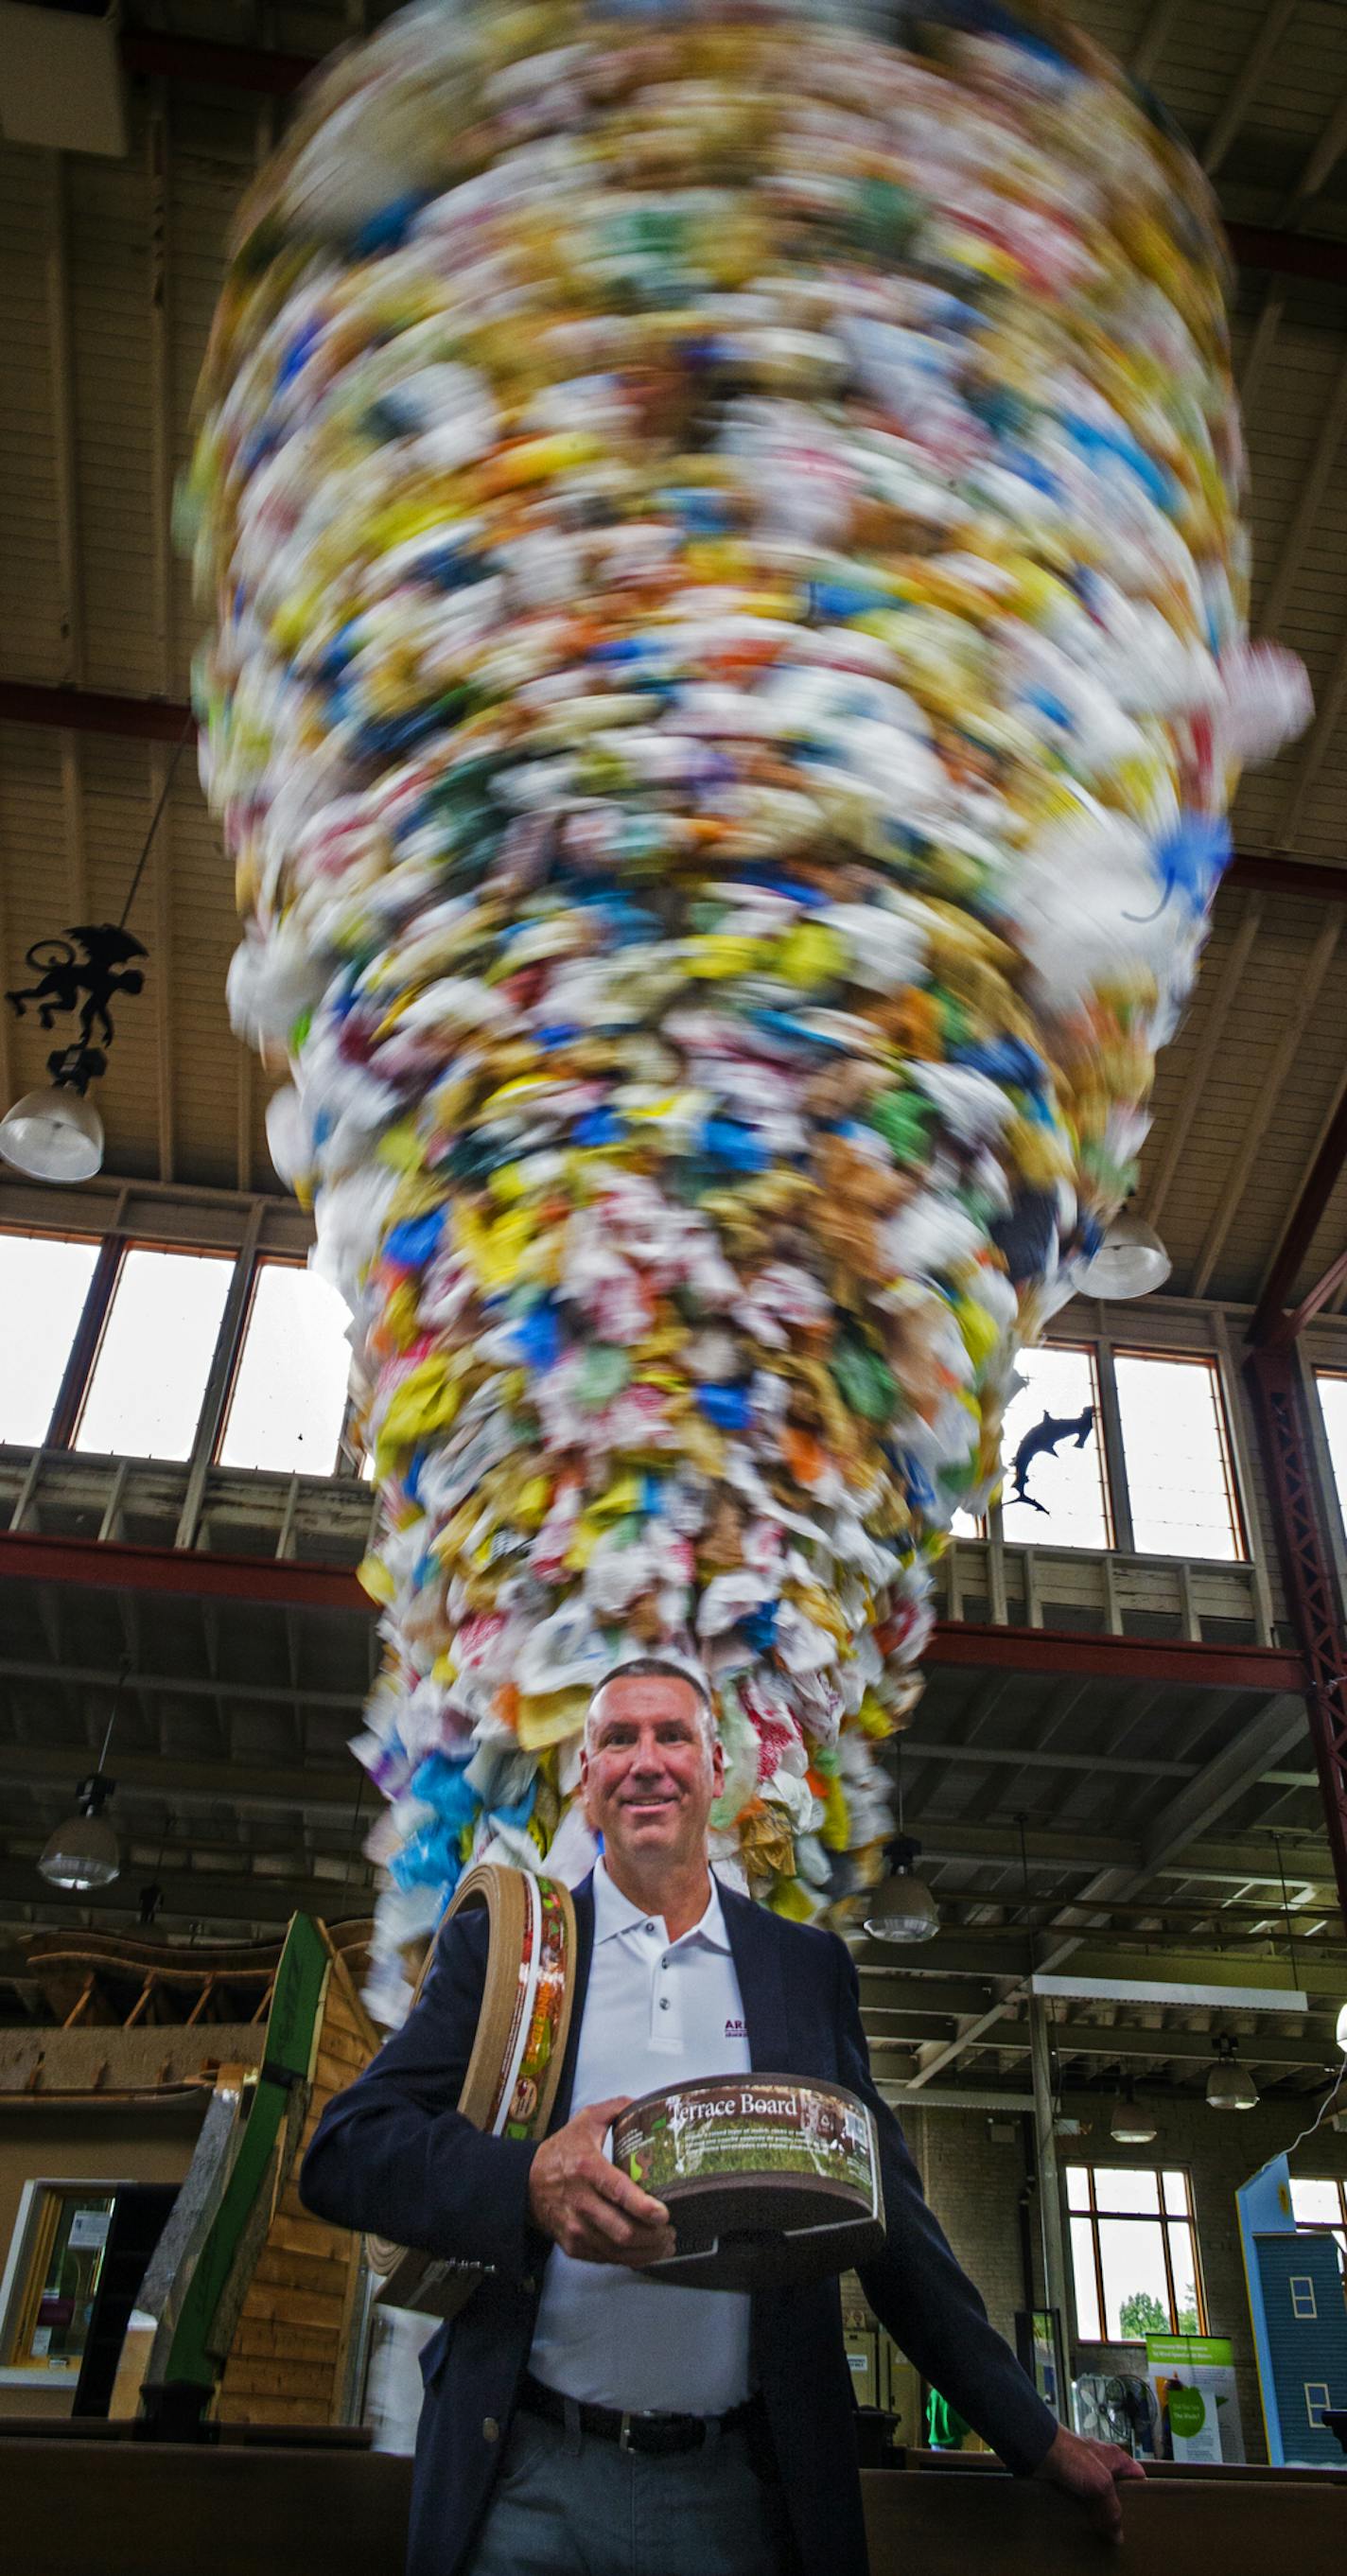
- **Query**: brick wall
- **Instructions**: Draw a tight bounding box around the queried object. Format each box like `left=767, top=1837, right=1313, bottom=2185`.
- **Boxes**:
left=891, top=2088, right=1347, bottom=2462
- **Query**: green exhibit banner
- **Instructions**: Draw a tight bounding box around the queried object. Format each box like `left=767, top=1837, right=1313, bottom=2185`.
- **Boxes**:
left=1145, top=2335, right=1233, bottom=2369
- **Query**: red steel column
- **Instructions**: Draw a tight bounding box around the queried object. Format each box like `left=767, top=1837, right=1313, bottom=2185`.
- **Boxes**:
left=1244, top=1342, right=1347, bottom=1932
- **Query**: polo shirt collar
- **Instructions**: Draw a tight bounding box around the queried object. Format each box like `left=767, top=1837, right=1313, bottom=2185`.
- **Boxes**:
left=591, top=1854, right=732, bottom=1953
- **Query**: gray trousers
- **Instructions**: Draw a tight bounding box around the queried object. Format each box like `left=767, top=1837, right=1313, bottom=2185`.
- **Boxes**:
left=464, top=2401, right=796, bottom=2576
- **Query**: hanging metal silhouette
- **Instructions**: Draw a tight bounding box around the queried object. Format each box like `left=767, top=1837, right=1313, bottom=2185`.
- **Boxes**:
left=6, top=924, right=149, bottom=1094
left=1008, top=1405, right=1096, bottom=1516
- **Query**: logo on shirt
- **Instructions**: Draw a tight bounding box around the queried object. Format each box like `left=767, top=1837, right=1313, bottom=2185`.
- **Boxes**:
left=725, top=2017, right=747, bottom=2039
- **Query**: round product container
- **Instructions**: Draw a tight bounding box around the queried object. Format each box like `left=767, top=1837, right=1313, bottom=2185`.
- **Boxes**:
left=611, top=2074, right=884, bottom=2290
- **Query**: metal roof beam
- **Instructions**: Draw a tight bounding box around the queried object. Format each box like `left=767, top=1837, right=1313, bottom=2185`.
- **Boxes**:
left=1188, top=914, right=1342, bottom=1297
left=871, top=2017, right=1337, bottom=2072
left=902, top=1691, right=1321, bottom=2088
left=0, top=1859, right=369, bottom=1929
left=1250, top=1073, right=1347, bottom=1344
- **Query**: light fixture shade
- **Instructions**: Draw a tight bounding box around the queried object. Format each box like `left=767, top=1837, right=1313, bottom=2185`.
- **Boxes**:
left=0, top=1083, right=104, bottom=1181
left=1079, top=1210, right=1171, bottom=1300
left=865, top=1845, right=940, bottom=1944
left=1206, top=2057, right=1258, bottom=2111
left=37, top=1776, right=119, bottom=1892
left=1336, top=2000, right=1347, bottom=2055
left=1110, top=2078, right=1158, bottom=2145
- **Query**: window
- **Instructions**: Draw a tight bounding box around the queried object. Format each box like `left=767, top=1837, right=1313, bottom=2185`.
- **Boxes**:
left=1, top=2186, right=115, bottom=2374
left=1290, top=2276, right=1319, bottom=2320
left=1305, top=2383, right=1332, bottom=2427
left=1314, top=1373, right=1347, bottom=1534
left=75, top=1248, right=232, bottom=1462
left=1113, top=1353, right=1244, bottom=1560
left=218, top=1260, right=352, bottom=1476
left=0, top=1231, right=98, bottom=1446
left=1067, top=2165, right=1205, bottom=2343
left=1289, top=2176, right=1347, bottom=2294
left=952, top=1345, right=1110, bottom=1546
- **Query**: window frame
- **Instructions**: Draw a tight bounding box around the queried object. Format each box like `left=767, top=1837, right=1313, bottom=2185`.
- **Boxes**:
left=1289, top=2173, right=1347, bottom=2293
left=70, top=1237, right=236, bottom=1465
left=1066, top=2163, right=1208, bottom=2346
left=0, top=1223, right=104, bottom=1450
left=1111, top=1344, right=1249, bottom=1565
left=213, top=1252, right=358, bottom=1481
left=0, top=2178, right=131, bottom=2385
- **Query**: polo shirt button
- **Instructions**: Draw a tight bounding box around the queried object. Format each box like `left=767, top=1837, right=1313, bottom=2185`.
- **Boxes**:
left=645, top=1922, right=656, bottom=1934
left=659, top=1997, right=671, bottom=2011
left=482, top=2417, right=500, bottom=2444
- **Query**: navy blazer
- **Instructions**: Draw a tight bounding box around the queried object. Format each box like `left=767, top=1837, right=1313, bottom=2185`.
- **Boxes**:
left=301, top=1878, right=1057, bottom=2576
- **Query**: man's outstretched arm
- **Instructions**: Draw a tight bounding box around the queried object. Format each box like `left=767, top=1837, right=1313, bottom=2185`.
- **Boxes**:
left=834, top=1938, right=1143, bottom=2532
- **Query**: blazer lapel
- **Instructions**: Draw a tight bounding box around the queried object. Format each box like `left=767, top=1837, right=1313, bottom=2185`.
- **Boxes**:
left=551, top=1873, right=594, bottom=2129
left=723, top=1883, right=790, bottom=2074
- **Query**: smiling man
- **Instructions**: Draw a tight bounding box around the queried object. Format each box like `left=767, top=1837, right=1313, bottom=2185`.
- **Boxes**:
left=301, top=1656, right=1141, bottom=2576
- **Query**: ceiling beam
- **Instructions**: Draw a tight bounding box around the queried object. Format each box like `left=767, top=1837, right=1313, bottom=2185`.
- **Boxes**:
left=1227, top=853, right=1347, bottom=900
left=1187, top=913, right=1342, bottom=1296
left=0, top=1533, right=1306, bottom=1691
left=0, top=1859, right=371, bottom=1930
left=870, top=2016, right=1337, bottom=2072
left=0, top=1655, right=362, bottom=1712
left=1144, top=893, right=1262, bottom=1230
left=902, top=1691, right=1321, bottom=2089
left=1201, top=0, right=1299, bottom=176
left=0, top=683, right=190, bottom=741
left=0, top=1742, right=359, bottom=1817
left=1250, top=1071, right=1347, bottom=1344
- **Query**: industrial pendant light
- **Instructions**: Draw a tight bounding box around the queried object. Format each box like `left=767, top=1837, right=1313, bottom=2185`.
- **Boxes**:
left=1, top=725, right=190, bottom=1182
left=1109, top=2074, right=1158, bottom=2145
left=865, top=1743, right=939, bottom=1943
left=1206, top=2032, right=1258, bottom=2112
left=1078, top=1207, right=1172, bottom=1300
left=37, top=1666, right=129, bottom=1893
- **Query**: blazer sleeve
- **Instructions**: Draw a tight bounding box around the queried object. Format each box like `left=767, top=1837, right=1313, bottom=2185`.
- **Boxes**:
left=299, top=1905, right=540, bottom=2282
left=831, top=1938, right=1059, bottom=2476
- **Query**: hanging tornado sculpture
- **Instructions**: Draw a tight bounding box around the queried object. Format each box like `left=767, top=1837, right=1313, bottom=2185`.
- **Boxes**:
left=184, top=0, right=1308, bottom=2017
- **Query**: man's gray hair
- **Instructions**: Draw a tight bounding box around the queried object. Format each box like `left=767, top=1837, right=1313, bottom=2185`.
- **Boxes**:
left=586, top=1654, right=718, bottom=1749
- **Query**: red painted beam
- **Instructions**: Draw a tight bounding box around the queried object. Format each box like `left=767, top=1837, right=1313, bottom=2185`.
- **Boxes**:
left=1228, top=852, right=1347, bottom=902
left=0, top=1531, right=1303, bottom=1690
left=0, top=683, right=191, bottom=745
left=0, top=1532, right=363, bottom=1615
left=924, top=1620, right=1302, bottom=1692
left=121, top=33, right=319, bottom=98
left=1244, top=1345, right=1347, bottom=1931
left=3, top=692, right=1346, bottom=904
left=1250, top=1077, right=1347, bottom=1346
left=1226, top=220, right=1347, bottom=285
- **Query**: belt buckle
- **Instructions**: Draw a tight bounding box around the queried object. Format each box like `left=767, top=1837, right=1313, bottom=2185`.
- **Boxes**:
left=619, top=2412, right=639, bottom=2456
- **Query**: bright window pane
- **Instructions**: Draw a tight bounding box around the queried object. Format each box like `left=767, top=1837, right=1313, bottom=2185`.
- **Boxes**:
left=1070, top=2215, right=1102, bottom=2339
left=219, top=1261, right=352, bottom=1475
left=77, top=1249, right=232, bottom=1461
left=998, top=1345, right=1110, bottom=1548
left=1066, top=2164, right=1092, bottom=2212
left=1094, top=2167, right=1160, bottom=2216
left=1168, top=2223, right=1201, bottom=2331
left=1113, top=1354, right=1243, bottom=1559
left=1161, top=2170, right=1191, bottom=2214
left=6, top=2189, right=114, bottom=2372
left=1097, top=2217, right=1174, bottom=2340
left=1315, top=1375, right=1347, bottom=1530
left=1291, top=2178, right=1344, bottom=2227
left=0, top=1232, right=97, bottom=1444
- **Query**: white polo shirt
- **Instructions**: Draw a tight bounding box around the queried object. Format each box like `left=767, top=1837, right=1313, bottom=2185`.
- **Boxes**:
left=528, top=1856, right=753, bottom=2414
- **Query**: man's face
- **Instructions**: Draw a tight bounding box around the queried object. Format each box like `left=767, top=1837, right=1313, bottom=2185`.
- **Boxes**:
left=580, top=1673, right=724, bottom=1878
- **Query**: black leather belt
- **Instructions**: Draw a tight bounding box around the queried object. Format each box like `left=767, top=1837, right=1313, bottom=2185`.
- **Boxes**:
left=519, top=2370, right=755, bottom=2456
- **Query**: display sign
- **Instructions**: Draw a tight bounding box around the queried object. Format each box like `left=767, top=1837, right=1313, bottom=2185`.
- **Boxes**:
left=1146, top=2333, right=1245, bottom=2463
left=67, top=2210, right=112, bottom=2252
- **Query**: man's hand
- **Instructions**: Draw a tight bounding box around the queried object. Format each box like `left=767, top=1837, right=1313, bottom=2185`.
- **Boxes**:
left=1033, top=2426, right=1146, bottom=2545
left=528, top=2097, right=676, bottom=2269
